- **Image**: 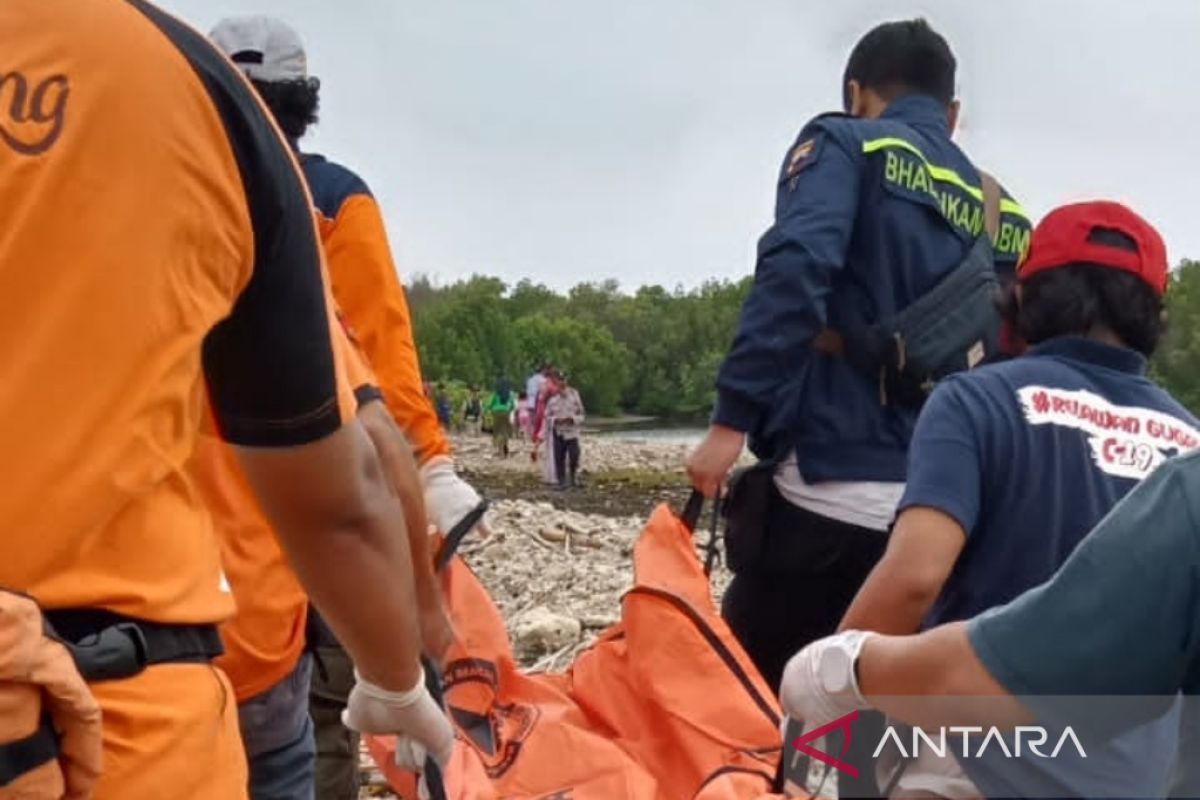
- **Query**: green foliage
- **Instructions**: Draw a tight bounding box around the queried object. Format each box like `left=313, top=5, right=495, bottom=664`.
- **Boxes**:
left=512, top=314, right=630, bottom=416
left=408, top=275, right=752, bottom=418
left=1151, top=260, right=1200, bottom=414
left=410, top=259, right=1200, bottom=420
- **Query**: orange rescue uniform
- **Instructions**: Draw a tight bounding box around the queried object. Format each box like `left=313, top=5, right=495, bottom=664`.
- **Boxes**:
left=209, top=325, right=381, bottom=703
left=208, top=151, right=458, bottom=705
left=1, top=2, right=357, bottom=797
left=199, top=429, right=308, bottom=704
left=302, top=154, right=451, bottom=464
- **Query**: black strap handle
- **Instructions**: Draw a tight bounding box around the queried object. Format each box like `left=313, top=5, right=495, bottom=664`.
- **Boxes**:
left=680, top=490, right=723, bottom=576
left=421, top=654, right=449, bottom=800
left=434, top=499, right=490, bottom=573
left=424, top=500, right=490, bottom=798
left=681, top=490, right=706, bottom=533
left=0, top=715, right=57, bottom=787
left=772, top=750, right=786, bottom=794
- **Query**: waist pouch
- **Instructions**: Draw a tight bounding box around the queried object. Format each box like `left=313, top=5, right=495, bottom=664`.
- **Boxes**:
left=722, top=462, right=777, bottom=573
left=815, top=169, right=1005, bottom=408
left=44, top=608, right=223, bottom=683
left=847, top=234, right=1001, bottom=407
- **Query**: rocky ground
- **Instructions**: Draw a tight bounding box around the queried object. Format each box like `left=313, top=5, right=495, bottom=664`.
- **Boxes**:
left=357, top=433, right=741, bottom=798
left=452, top=432, right=740, bottom=668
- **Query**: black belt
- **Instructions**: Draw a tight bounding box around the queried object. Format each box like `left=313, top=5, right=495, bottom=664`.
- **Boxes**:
left=0, top=716, right=56, bottom=788
left=44, top=609, right=223, bottom=683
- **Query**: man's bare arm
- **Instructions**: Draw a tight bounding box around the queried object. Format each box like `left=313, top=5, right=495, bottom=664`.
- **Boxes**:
left=858, top=623, right=1033, bottom=728
left=358, top=400, right=453, bottom=662
left=839, top=506, right=966, bottom=635
left=235, top=421, right=422, bottom=692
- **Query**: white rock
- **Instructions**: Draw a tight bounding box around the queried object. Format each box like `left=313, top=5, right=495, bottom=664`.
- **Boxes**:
left=512, top=606, right=581, bottom=657
left=537, top=527, right=567, bottom=543
left=460, top=495, right=732, bottom=669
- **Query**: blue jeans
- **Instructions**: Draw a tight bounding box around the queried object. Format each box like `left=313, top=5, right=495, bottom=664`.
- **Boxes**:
left=237, top=654, right=316, bottom=800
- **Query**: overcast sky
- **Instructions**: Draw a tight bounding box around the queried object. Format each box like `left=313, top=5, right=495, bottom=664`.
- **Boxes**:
left=159, top=0, right=1200, bottom=291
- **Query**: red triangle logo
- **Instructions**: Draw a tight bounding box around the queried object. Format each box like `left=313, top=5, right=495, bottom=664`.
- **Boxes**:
left=791, top=709, right=860, bottom=778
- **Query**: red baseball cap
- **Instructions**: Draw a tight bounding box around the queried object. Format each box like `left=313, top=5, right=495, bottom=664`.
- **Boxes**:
left=1018, top=201, right=1169, bottom=296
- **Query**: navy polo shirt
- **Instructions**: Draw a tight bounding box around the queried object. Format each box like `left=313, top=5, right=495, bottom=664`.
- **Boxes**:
left=903, top=336, right=1200, bottom=627
left=901, top=336, right=1199, bottom=798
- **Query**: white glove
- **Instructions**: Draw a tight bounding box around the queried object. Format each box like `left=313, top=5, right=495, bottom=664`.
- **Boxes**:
left=342, top=668, right=456, bottom=771
left=779, top=630, right=874, bottom=733
left=421, top=456, right=489, bottom=539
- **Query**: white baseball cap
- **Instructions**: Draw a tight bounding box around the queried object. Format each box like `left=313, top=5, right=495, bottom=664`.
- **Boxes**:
left=210, top=15, right=308, bottom=82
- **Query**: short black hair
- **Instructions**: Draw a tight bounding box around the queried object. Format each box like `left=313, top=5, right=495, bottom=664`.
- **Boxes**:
left=999, top=264, right=1165, bottom=357
left=250, top=77, right=321, bottom=141
left=843, top=19, right=956, bottom=110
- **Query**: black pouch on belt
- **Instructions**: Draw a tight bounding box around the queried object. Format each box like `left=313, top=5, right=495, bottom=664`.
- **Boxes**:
left=722, top=460, right=777, bottom=573
left=44, top=609, right=223, bottom=683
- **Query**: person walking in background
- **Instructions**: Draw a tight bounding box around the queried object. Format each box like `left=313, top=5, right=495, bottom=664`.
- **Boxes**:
left=464, top=387, right=483, bottom=437
left=434, top=383, right=452, bottom=431
left=516, top=391, right=532, bottom=441
left=527, top=361, right=551, bottom=411
left=487, top=379, right=516, bottom=458
left=547, top=374, right=586, bottom=490
left=534, top=372, right=561, bottom=485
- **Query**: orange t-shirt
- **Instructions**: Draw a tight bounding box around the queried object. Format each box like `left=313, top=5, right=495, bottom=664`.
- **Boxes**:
left=210, top=321, right=379, bottom=702
left=198, top=425, right=305, bottom=702
left=0, top=0, right=353, bottom=624
left=303, top=154, right=451, bottom=464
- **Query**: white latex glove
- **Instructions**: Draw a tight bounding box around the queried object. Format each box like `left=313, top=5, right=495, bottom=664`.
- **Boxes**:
left=421, top=456, right=490, bottom=540
left=342, top=668, right=456, bottom=771
left=779, top=630, right=874, bottom=734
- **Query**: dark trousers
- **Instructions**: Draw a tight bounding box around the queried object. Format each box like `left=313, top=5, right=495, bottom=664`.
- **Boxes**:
left=310, top=644, right=359, bottom=800
left=722, top=487, right=889, bottom=798
left=554, top=434, right=580, bottom=486
left=239, top=654, right=316, bottom=800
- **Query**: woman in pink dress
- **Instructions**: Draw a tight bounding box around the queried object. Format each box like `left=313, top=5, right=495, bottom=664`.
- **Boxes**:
left=516, top=392, right=532, bottom=440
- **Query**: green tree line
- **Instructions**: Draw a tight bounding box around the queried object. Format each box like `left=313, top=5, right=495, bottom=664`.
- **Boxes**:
left=408, top=275, right=751, bottom=417
left=1151, top=259, right=1200, bottom=413
left=408, top=259, right=1200, bottom=420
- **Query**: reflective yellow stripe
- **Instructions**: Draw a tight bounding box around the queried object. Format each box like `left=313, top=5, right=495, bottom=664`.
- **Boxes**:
left=863, top=137, right=1030, bottom=221
left=1000, top=199, right=1029, bottom=220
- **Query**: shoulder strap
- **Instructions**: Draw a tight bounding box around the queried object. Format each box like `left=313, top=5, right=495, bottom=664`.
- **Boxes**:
left=979, top=169, right=1002, bottom=244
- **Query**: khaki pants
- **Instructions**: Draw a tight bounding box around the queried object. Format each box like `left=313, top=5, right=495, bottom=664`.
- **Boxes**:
left=491, top=411, right=512, bottom=456
left=309, top=646, right=358, bottom=800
